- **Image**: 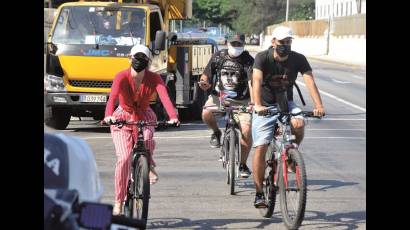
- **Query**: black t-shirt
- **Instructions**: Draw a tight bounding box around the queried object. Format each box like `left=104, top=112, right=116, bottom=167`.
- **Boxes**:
left=253, top=47, right=312, bottom=106
left=203, top=49, right=254, bottom=100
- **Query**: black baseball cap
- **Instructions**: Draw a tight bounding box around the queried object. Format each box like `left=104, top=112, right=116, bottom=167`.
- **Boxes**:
left=228, top=33, right=245, bottom=44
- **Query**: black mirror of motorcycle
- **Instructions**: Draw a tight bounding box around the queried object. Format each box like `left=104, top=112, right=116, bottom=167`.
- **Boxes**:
left=78, top=202, right=113, bottom=229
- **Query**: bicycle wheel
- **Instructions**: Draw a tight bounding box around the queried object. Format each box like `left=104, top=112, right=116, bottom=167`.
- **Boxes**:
left=234, top=130, right=240, bottom=179
left=229, top=128, right=236, bottom=195
left=125, top=154, right=150, bottom=228
left=221, top=133, right=228, bottom=170
left=279, top=148, right=307, bottom=230
left=223, top=133, right=230, bottom=185
left=259, top=144, right=277, bottom=218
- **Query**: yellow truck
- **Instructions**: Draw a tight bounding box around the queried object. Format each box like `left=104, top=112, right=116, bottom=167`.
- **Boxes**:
left=44, top=0, right=215, bottom=129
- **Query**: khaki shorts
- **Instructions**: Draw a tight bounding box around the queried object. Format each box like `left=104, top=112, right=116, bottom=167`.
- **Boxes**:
left=204, top=95, right=252, bottom=126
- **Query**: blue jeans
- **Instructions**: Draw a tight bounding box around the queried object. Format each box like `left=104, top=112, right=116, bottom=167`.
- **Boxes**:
left=252, top=101, right=302, bottom=147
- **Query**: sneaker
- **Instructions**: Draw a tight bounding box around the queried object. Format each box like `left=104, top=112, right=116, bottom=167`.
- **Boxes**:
left=210, top=131, right=222, bottom=148
left=254, top=192, right=268, bottom=208
left=239, top=164, right=251, bottom=178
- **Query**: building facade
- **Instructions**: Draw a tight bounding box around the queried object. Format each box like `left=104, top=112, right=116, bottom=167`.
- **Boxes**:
left=315, top=0, right=366, bottom=19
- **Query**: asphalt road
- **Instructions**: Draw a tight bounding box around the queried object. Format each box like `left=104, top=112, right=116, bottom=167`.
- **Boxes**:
left=44, top=53, right=366, bottom=229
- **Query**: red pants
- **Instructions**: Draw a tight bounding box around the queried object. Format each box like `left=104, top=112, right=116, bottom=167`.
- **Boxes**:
left=110, top=106, right=156, bottom=202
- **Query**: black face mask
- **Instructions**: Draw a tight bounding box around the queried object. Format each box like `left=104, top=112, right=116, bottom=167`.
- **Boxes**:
left=131, top=58, right=148, bottom=72
left=276, top=45, right=291, bottom=57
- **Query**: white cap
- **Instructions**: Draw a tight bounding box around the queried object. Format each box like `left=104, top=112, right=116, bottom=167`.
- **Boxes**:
left=130, top=44, right=152, bottom=59
left=272, top=26, right=293, bottom=40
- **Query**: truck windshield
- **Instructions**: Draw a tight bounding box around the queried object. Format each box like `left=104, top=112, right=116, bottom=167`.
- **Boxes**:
left=51, top=6, right=146, bottom=46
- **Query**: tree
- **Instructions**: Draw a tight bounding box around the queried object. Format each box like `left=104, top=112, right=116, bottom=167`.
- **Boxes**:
left=289, top=0, right=315, bottom=21
left=229, top=0, right=286, bottom=34
left=192, top=0, right=238, bottom=28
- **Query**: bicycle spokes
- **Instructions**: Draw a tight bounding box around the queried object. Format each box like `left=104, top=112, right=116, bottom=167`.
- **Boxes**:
left=279, top=149, right=307, bottom=229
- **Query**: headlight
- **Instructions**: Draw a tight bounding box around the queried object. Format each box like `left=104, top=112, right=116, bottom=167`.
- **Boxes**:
left=44, top=74, right=66, bottom=92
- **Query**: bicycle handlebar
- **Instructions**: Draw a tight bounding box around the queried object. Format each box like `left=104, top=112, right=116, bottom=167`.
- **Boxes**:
left=264, top=109, right=325, bottom=118
left=102, top=120, right=180, bottom=128
left=203, top=104, right=253, bottom=113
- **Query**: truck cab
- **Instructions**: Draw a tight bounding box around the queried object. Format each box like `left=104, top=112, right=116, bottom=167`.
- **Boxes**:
left=45, top=0, right=213, bottom=129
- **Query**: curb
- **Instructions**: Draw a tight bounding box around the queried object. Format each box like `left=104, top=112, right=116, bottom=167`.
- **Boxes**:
left=306, top=56, right=366, bottom=69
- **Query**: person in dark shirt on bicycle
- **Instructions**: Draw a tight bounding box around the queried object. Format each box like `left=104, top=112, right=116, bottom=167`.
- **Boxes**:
left=199, top=33, right=254, bottom=178
left=251, top=26, right=325, bottom=208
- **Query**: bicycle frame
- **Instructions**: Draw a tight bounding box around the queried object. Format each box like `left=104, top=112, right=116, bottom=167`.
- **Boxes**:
left=221, top=107, right=240, bottom=170
left=264, top=109, right=300, bottom=193
left=132, top=122, right=151, bottom=168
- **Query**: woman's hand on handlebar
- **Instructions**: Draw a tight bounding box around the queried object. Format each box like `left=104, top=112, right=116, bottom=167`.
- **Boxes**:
left=168, top=118, right=180, bottom=126
left=102, top=116, right=116, bottom=125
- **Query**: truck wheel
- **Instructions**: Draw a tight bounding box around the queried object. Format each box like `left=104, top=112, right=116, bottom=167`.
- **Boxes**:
left=45, top=108, right=71, bottom=130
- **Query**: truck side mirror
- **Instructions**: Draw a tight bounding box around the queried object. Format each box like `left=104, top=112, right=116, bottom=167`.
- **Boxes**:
left=168, top=32, right=177, bottom=42
left=154, top=30, right=166, bottom=52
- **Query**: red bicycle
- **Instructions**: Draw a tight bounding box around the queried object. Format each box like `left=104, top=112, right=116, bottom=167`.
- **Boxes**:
left=259, top=108, right=322, bottom=230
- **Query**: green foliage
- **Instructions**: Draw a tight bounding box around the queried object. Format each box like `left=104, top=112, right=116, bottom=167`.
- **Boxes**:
left=230, top=0, right=286, bottom=34
left=192, top=0, right=237, bottom=28
left=289, top=0, right=315, bottom=21
left=187, top=0, right=315, bottom=34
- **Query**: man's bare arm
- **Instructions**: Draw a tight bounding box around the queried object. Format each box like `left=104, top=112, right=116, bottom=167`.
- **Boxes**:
left=252, top=68, right=267, bottom=114
left=302, top=71, right=325, bottom=116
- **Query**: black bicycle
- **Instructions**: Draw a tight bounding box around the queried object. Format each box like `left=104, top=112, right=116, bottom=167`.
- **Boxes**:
left=258, top=107, right=322, bottom=230
left=204, top=98, right=252, bottom=195
left=107, top=120, right=178, bottom=229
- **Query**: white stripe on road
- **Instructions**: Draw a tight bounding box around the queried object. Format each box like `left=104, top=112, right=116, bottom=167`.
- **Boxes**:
left=307, top=118, right=366, bottom=121
left=351, top=74, right=365, bottom=80
left=82, top=135, right=365, bottom=140
left=331, top=79, right=351, bottom=84
left=307, top=129, right=365, bottom=131
left=296, top=80, right=366, bottom=112
left=304, top=137, right=365, bottom=140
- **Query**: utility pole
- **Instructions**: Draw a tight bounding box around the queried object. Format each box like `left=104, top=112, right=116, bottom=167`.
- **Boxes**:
left=358, top=0, right=362, bottom=14
left=285, top=0, right=290, bottom=21
left=326, top=0, right=334, bottom=55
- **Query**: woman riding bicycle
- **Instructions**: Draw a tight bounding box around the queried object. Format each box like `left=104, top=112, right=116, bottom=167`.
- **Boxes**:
left=104, top=44, right=179, bottom=215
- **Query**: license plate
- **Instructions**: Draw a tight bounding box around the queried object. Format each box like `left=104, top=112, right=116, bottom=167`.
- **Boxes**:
left=80, top=95, right=107, bottom=103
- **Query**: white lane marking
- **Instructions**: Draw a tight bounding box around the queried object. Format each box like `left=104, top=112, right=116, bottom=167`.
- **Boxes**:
left=307, top=118, right=365, bottom=121
left=304, top=137, right=366, bottom=140
left=296, top=80, right=366, bottom=112
left=331, top=79, right=351, bottom=84
left=351, top=74, right=365, bottom=80
left=307, top=129, right=365, bottom=131
left=82, top=136, right=365, bottom=140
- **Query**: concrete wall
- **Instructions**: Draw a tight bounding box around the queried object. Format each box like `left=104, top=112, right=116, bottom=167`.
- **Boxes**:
left=260, top=34, right=365, bottom=66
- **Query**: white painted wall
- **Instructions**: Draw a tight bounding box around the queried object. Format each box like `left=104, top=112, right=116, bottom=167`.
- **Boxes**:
left=260, top=34, right=365, bottom=66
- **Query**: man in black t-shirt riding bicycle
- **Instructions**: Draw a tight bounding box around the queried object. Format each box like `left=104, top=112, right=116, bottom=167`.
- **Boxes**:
left=251, top=26, right=325, bottom=207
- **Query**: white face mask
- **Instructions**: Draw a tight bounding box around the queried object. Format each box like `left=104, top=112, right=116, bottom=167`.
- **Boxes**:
left=227, top=44, right=244, bottom=57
